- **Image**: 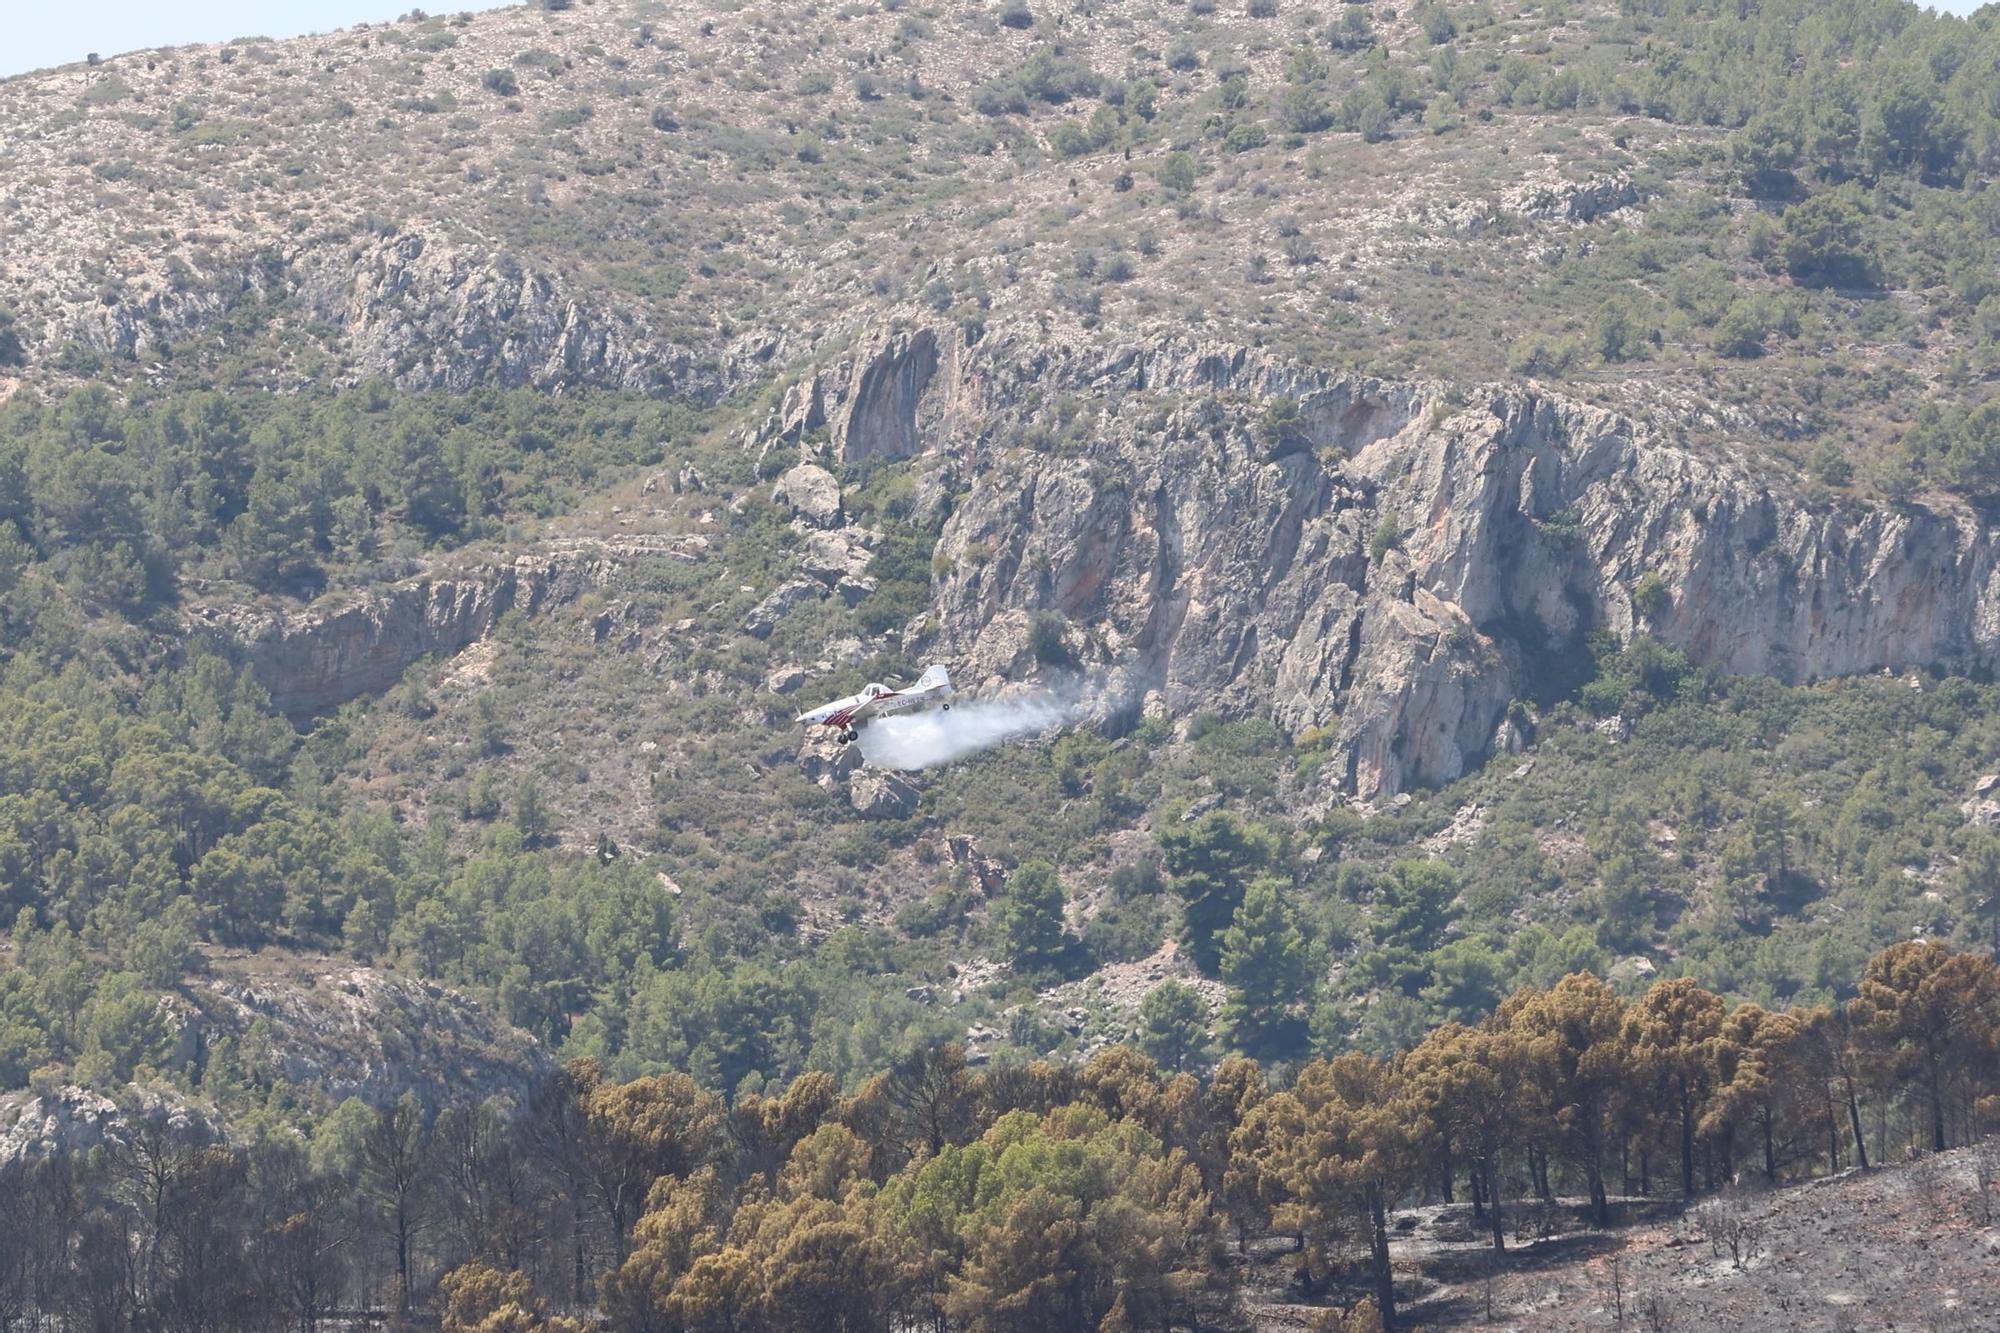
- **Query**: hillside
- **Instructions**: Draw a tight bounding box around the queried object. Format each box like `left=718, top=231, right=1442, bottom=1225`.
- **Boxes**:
left=1222, top=1144, right=2000, bottom=1329
left=4, top=0, right=2000, bottom=1327
left=1442, top=1147, right=2000, bottom=1330
left=3, top=0, right=1997, bottom=451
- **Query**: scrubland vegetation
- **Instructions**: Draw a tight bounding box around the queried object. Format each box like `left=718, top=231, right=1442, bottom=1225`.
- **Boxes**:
left=5, top=0, right=2000, bottom=1326
left=6, top=942, right=2000, bottom=1329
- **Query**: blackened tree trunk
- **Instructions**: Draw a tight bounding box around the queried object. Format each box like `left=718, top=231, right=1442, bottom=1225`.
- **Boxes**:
left=1845, top=1085, right=1868, bottom=1171
left=1679, top=1100, right=1697, bottom=1199
left=1484, top=1158, right=1506, bottom=1255
left=572, top=1195, right=587, bottom=1311
left=1367, top=1180, right=1397, bottom=1331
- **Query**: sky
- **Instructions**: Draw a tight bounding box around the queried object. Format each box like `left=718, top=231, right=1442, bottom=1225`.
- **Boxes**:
left=2, top=1, right=517, bottom=80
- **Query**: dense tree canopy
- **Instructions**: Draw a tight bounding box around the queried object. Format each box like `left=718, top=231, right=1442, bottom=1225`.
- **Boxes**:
left=6, top=943, right=1998, bottom=1330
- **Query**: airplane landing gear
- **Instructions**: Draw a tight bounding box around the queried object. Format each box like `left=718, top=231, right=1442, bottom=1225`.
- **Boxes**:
left=840, top=729, right=859, bottom=745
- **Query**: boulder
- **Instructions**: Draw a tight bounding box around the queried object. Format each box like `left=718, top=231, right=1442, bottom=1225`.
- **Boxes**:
left=1608, top=955, right=1659, bottom=985
left=772, top=462, right=844, bottom=529
left=799, top=529, right=877, bottom=587
left=743, top=579, right=826, bottom=639
left=849, top=768, right=920, bottom=818
left=799, top=732, right=862, bottom=786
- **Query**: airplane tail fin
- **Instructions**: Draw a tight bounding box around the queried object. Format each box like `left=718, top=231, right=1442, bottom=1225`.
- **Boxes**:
left=915, top=664, right=952, bottom=693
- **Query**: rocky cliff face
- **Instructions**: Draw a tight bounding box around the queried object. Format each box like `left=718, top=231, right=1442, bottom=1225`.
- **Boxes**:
left=768, top=327, right=946, bottom=463
left=187, top=952, right=551, bottom=1109
left=0, top=957, right=547, bottom=1162
left=9, top=220, right=721, bottom=396
left=292, top=233, right=717, bottom=395
left=196, top=299, right=2000, bottom=799
left=764, top=324, right=2000, bottom=798
left=187, top=536, right=703, bottom=717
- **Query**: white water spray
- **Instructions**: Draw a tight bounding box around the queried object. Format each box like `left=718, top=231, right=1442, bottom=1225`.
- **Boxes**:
left=856, top=686, right=1087, bottom=770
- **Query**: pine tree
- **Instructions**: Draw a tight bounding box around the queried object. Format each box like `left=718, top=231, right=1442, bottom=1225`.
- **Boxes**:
left=995, top=860, right=1072, bottom=976
left=1622, top=977, right=1725, bottom=1199
left=1367, top=859, right=1460, bottom=994
left=1137, top=981, right=1211, bottom=1073
left=1956, top=831, right=2000, bottom=955
left=514, top=774, right=550, bottom=848
left=1219, top=879, right=1315, bottom=1058
left=0, top=308, right=23, bottom=367
left=1163, top=812, right=1278, bottom=976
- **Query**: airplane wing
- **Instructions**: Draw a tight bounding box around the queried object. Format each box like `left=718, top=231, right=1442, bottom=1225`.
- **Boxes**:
left=833, top=696, right=888, bottom=727
left=813, top=692, right=892, bottom=731
left=800, top=669, right=950, bottom=734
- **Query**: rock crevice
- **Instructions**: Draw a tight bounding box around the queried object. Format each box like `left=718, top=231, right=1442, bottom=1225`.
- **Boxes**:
left=877, top=328, right=2000, bottom=796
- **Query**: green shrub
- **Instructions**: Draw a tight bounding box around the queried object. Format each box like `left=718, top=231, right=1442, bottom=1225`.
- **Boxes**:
left=1157, top=151, right=1197, bottom=195
left=1631, top=571, right=1670, bottom=621
left=1423, top=94, right=1460, bottom=136
left=1588, top=299, right=1652, bottom=363
left=1370, top=518, right=1403, bottom=563
left=1260, top=397, right=1310, bottom=454
left=1030, top=611, right=1075, bottom=668
left=1782, top=193, right=1878, bottom=289
left=1017, top=46, right=1100, bottom=104
left=1414, top=1, right=1458, bottom=44
left=1711, top=299, right=1771, bottom=358
left=1050, top=120, right=1093, bottom=158
left=1223, top=120, right=1269, bottom=154
left=1507, top=335, right=1580, bottom=376
left=0, top=310, right=26, bottom=368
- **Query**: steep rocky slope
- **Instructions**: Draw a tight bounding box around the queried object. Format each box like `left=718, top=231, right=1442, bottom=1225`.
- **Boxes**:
left=752, top=322, right=2000, bottom=795
left=183, top=948, right=551, bottom=1106
left=181, top=307, right=2000, bottom=800
left=0, top=950, right=546, bottom=1162
left=4, top=0, right=1980, bottom=454
left=1, top=0, right=1985, bottom=798
left=184, top=312, right=2000, bottom=800
left=185, top=531, right=708, bottom=715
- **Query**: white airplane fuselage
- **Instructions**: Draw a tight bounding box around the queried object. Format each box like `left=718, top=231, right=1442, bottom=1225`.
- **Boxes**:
left=798, top=666, right=954, bottom=741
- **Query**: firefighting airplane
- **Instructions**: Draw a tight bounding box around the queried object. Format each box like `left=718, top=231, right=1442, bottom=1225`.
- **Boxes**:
left=798, top=665, right=954, bottom=744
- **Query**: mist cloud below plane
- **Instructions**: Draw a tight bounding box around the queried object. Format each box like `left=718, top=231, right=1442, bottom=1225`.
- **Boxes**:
left=856, top=686, right=1088, bottom=770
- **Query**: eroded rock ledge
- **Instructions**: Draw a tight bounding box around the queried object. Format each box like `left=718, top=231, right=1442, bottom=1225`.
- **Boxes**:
left=768, top=324, right=2000, bottom=798
left=187, top=535, right=703, bottom=717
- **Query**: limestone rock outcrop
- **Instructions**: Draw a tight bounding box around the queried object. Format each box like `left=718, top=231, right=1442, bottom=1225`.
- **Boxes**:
left=291, top=233, right=713, bottom=395
left=850, top=768, right=921, bottom=818
left=0, top=958, right=544, bottom=1163
left=188, top=956, right=549, bottom=1108
left=795, top=324, right=2000, bottom=799
left=186, top=544, right=650, bottom=716
left=773, top=462, right=845, bottom=528
left=772, top=327, right=945, bottom=462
